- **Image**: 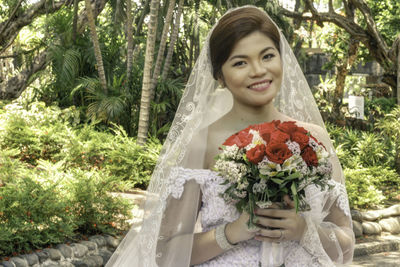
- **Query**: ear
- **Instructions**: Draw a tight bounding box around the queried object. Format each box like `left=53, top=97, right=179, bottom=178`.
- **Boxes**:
left=217, top=75, right=226, bottom=88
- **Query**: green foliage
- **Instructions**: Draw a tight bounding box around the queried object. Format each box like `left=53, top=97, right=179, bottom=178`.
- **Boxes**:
left=104, top=129, right=162, bottom=189
left=376, top=106, right=400, bottom=172
left=327, top=123, right=394, bottom=168
left=0, top=101, right=161, bottom=187
left=364, top=97, right=397, bottom=120
left=345, top=167, right=400, bottom=209
left=0, top=156, right=132, bottom=256
left=327, top=119, right=400, bottom=208
left=0, top=101, right=166, bottom=256
left=365, top=0, right=400, bottom=47
left=313, top=74, right=336, bottom=116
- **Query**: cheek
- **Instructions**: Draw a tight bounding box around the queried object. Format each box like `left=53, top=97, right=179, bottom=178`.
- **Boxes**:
left=224, top=70, right=246, bottom=88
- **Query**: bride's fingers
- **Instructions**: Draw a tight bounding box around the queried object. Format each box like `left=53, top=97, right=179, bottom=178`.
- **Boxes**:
left=254, top=229, right=286, bottom=242
left=283, top=195, right=295, bottom=209
left=254, top=216, right=283, bottom=228
left=254, top=207, right=291, bottom=218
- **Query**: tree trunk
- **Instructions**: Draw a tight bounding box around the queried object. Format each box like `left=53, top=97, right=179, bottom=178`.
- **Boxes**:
left=280, top=0, right=397, bottom=92
left=0, top=51, right=48, bottom=99
left=0, top=59, right=3, bottom=82
left=84, top=0, right=108, bottom=94
left=0, top=0, right=108, bottom=100
left=397, top=42, right=400, bottom=105
left=149, top=0, right=176, bottom=100
left=0, top=0, right=71, bottom=53
left=194, top=1, right=200, bottom=61
left=137, top=0, right=160, bottom=145
left=161, top=0, right=184, bottom=81
left=333, top=39, right=359, bottom=118
left=72, top=0, right=79, bottom=43
left=126, top=0, right=134, bottom=87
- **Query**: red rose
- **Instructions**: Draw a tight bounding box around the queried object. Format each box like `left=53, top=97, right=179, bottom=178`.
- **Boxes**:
left=277, top=121, right=298, bottom=134
left=301, top=147, right=318, bottom=167
left=272, top=120, right=281, bottom=126
left=265, top=143, right=293, bottom=164
left=295, top=126, right=308, bottom=135
left=291, top=131, right=310, bottom=150
left=269, top=130, right=290, bottom=145
left=257, top=122, right=276, bottom=142
left=223, top=129, right=253, bottom=148
left=309, top=134, right=327, bottom=150
left=246, top=144, right=266, bottom=164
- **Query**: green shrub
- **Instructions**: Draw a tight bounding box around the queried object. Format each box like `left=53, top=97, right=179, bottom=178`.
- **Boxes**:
left=326, top=123, right=394, bottom=169
left=345, top=167, right=399, bottom=209
left=0, top=158, right=132, bottom=256
left=376, top=106, right=400, bottom=172
left=0, top=159, right=76, bottom=255
left=104, top=128, right=162, bottom=189
left=355, top=132, right=389, bottom=167
left=0, top=102, right=162, bottom=188
left=60, top=166, right=132, bottom=235
left=0, top=102, right=79, bottom=166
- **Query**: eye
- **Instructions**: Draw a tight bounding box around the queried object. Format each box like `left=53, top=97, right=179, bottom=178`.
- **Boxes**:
left=263, top=53, right=275, bottom=60
left=232, top=61, right=246, bottom=67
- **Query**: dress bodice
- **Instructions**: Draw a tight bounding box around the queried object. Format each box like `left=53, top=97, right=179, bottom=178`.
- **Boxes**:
left=167, top=167, right=352, bottom=267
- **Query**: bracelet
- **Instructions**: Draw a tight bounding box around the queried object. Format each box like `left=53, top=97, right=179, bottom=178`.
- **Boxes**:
left=215, top=223, right=237, bottom=250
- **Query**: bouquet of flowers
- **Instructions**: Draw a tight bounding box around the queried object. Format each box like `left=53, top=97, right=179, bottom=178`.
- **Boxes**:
left=214, top=120, right=332, bottom=227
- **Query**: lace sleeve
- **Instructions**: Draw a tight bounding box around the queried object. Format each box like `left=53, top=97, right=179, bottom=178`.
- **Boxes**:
left=166, top=167, right=210, bottom=199
left=299, top=181, right=355, bottom=266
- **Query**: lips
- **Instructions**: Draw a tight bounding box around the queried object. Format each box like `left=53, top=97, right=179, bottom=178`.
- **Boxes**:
left=247, top=80, right=272, bottom=92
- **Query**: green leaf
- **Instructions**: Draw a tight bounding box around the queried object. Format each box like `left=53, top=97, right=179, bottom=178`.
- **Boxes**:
left=271, top=178, right=284, bottom=184
left=291, top=183, right=297, bottom=196
left=286, top=172, right=301, bottom=180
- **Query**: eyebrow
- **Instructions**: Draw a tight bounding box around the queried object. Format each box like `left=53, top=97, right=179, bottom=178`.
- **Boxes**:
left=228, top=46, right=276, bottom=62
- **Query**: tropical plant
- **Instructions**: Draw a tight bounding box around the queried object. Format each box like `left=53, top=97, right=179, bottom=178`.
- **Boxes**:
left=376, top=106, right=400, bottom=173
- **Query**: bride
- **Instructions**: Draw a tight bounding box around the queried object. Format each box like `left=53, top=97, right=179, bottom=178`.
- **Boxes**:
left=106, top=6, right=355, bottom=267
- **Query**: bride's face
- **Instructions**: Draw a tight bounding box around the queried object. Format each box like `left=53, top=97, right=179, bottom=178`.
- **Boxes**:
left=220, top=31, right=282, bottom=107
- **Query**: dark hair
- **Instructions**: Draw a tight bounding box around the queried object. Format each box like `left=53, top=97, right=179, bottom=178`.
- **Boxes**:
left=210, top=7, right=280, bottom=80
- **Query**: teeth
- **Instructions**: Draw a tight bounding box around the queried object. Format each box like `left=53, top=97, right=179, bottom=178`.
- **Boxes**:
left=249, top=81, right=270, bottom=89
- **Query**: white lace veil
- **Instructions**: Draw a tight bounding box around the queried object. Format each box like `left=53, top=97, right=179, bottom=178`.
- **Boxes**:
left=106, top=5, right=344, bottom=267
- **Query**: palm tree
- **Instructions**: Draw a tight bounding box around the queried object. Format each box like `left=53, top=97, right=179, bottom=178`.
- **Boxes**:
left=84, top=0, right=108, bottom=94
left=161, top=0, right=184, bottom=81
left=137, top=0, right=160, bottom=145
left=72, top=0, right=79, bottom=43
left=126, top=0, right=134, bottom=87
left=149, top=0, right=176, bottom=100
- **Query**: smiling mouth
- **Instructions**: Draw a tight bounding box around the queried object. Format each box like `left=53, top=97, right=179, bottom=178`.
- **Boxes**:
left=247, top=80, right=272, bottom=91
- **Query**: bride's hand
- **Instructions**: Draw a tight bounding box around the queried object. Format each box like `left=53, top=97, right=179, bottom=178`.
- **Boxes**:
left=225, top=211, right=258, bottom=244
left=253, top=195, right=306, bottom=243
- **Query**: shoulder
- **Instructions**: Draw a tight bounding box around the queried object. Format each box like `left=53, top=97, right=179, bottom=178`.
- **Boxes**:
left=204, top=118, right=235, bottom=169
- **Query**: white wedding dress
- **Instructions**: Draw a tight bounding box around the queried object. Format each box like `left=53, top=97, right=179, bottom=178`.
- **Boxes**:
left=167, top=167, right=354, bottom=267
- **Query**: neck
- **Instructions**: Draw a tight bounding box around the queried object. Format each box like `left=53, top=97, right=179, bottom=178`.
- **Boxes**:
left=227, top=100, right=280, bottom=130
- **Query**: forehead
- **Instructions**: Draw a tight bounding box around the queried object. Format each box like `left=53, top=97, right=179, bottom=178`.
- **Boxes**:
left=230, top=31, right=278, bottom=56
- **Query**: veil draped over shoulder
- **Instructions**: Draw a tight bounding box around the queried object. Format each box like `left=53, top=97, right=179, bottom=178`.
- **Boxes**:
left=106, top=5, right=353, bottom=267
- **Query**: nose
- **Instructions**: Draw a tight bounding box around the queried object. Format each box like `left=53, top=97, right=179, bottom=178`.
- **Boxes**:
left=249, top=61, right=266, bottom=77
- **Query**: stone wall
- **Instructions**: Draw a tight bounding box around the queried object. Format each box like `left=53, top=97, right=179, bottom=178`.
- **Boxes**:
left=0, top=235, right=121, bottom=267
left=303, top=53, right=383, bottom=88
left=352, top=204, right=400, bottom=237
